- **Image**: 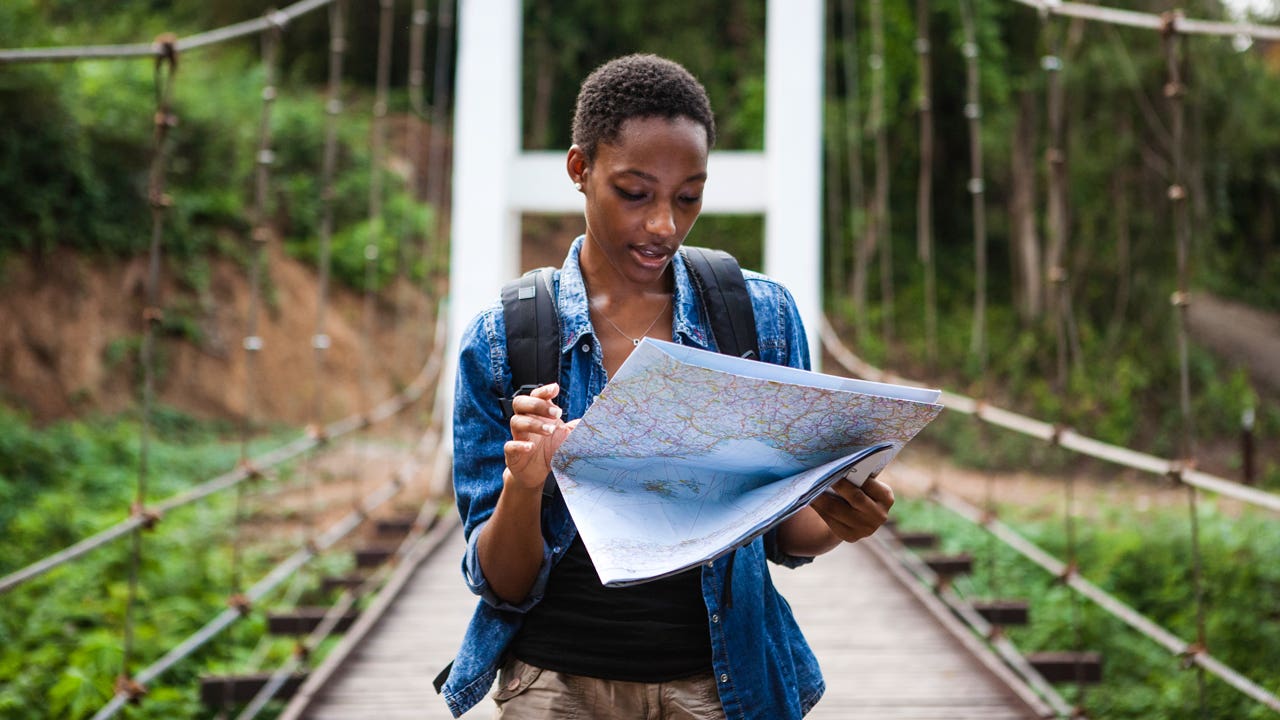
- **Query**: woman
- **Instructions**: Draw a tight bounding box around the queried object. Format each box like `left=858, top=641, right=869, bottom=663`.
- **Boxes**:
left=440, top=54, right=894, bottom=719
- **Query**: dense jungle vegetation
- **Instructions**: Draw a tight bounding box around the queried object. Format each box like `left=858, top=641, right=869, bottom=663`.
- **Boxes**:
left=1, top=0, right=1278, bottom=718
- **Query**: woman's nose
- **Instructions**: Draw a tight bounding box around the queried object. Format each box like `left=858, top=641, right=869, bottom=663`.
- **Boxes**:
left=646, top=206, right=676, bottom=237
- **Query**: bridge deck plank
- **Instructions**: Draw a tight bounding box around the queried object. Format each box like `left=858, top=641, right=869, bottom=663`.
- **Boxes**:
left=304, top=528, right=1036, bottom=719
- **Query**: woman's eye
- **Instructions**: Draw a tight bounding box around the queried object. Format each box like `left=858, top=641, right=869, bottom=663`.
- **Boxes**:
left=680, top=195, right=701, bottom=204
left=615, top=187, right=645, bottom=201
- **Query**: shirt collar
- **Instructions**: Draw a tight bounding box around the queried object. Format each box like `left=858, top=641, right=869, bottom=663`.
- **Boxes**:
left=556, top=236, right=711, bottom=354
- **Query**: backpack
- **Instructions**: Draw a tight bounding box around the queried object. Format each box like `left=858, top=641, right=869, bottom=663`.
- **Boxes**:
left=499, top=246, right=760, bottom=497
left=432, top=247, right=762, bottom=695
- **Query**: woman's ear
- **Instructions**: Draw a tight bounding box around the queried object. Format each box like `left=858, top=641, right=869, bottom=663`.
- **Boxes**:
left=566, top=145, right=589, bottom=188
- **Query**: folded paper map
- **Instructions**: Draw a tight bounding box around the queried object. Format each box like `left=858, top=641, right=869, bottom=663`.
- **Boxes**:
left=550, top=338, right=944, bottom=586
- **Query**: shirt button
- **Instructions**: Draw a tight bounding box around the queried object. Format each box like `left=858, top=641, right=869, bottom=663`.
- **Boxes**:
left=705, top=561, right=713, bottom=568
left=581, top=343, right=590, bottom=352
left=711, top=614, right=720, bottom=623
left=553, top=547, right=560, bottom=553
left=719, top=673, right=729, bottom=683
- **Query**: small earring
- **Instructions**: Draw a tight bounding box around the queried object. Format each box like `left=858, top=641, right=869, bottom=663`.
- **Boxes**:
left=574, top=181, right=583, bottom=191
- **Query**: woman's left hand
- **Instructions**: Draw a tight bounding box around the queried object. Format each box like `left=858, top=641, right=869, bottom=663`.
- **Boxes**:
left=808, top=476, right=895, bottom=544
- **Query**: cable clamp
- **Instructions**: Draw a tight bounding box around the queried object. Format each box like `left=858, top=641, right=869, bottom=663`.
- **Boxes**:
left=1166, top=184, right=1186, bottom=201
left=306, top=423, right=330, bottom=444
left=148, top=192, right=174, bottom=209
left=152, top=33, right=179, bottom=67
left=914, top=38, right=931, bottom=55
left=1160, top=11, right=1182, bottom=37
left=227, top=593, right=252, bottom=614
left=1054, top=560, right=1078, bottom=584
left=115, top=674, right=148, bottom=702
left=243, top=335, right=264, bottom=352
left=1169, top=290, right=1190, bottom=307
left=142, top=307, right=165, bottom=324
left=312, top=333, right=332, bottom=350
left=131, top=502, right=162, bottom=530
left=238, top=458, right=263, bottom=481
left=1049, top=423, right=1069, bottom=446
left=1179, top=641, right=1206, bottom=669
left=267, top=10, right=290, bottom=30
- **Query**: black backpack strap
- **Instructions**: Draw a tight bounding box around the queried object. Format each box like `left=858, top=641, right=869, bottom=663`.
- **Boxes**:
left=681, top=246, right=759, bottom=360
left=499, top=266, right=561, bottom=499
left=500, top=266, right=561, bottom=420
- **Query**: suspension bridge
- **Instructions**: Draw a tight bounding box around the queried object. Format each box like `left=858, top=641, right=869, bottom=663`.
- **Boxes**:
left=2, top=1, right=1278, bottom=719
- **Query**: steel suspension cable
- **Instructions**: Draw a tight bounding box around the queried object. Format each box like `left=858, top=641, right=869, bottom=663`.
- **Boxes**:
left=362, top=0, right=395, bottom=422
left=0, top=0, right=336, bottom=64
left=311, top=0, right=346, bottom=433
left=916, top=0, right=937, bottom=370
left=908, top=472, right=1280, bottom=714
left=87, top=308, right=449, bottom=720
left=958, top=0, right=989, bottom=375
left=405, top=0, right=428, bottom=362
left=425, top=0, right=455, bottom=297
left=1008, top=0, right=1280, bottom=41
left=824, top=0, right=848, bottom=308
left=870, top=0, right=894, bottom=344
left=1161, top=16, right=1211, bottom=716
left=117, top=37, right=179, bottom=703
left=837, top=0, right=868, bottom=344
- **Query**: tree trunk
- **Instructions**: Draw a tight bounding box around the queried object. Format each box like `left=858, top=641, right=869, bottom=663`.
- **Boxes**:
left=1010, top=89, right=1041, bottom=322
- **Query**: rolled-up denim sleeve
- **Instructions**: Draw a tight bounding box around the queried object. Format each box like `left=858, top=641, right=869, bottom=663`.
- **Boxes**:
left=453, top=307, right=555, bottom=612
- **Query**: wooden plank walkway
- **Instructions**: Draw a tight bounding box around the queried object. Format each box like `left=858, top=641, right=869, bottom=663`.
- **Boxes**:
left=296, top=526, right=1040, bottom=719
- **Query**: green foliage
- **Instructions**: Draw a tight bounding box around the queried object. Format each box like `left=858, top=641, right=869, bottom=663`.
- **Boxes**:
left=0, top=406, right=308, bottom=719
left=897, top=493, right=1280, bottom=718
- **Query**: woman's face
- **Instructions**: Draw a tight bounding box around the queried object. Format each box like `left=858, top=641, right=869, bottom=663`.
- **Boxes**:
left=571, top=115, right=709, bottom=289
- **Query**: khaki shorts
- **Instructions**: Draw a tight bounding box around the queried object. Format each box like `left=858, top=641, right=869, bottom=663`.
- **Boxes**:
left=491, top=657, right=727, bottom=720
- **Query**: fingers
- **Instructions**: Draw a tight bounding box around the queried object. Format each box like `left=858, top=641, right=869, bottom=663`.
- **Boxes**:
left=511, top=383, right=563, bottom=418
left=810, top=476, right=895, bottom=543
left=509, top=383, right=564, bottom=440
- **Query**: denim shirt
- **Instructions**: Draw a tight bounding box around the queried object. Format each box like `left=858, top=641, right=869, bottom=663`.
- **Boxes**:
left=442, top=236, right=825, bottom=718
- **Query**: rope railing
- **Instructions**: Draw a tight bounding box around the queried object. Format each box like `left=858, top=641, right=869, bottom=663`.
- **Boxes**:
left=0, top=0, right=336, bottom=64
left=821, top=317, right=1280, bottom=514
left=890, top=465, right=1280, bottom=714
left=233, top=425, right=448, bottom=720
left=0, top=308, right=448, bottom=596
left=822, top=322, right=1280, bottom=713
left=87, top=305, right=449, bottom=720
left=1008, top=0, right=1280, bottom=41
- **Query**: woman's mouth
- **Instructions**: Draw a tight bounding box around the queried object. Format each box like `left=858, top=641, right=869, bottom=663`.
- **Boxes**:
left=630, top=244, right=671, bottom=270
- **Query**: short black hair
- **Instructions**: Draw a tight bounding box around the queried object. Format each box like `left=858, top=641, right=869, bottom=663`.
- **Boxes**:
left=571, top=53, right=716, bottom=162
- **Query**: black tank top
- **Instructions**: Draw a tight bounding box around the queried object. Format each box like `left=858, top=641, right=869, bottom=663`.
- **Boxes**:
left=509, top=534, right=713, bottom=681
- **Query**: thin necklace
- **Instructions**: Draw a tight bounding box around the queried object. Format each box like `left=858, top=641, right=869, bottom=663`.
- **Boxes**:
left=594, top=297, right=670, bottom=346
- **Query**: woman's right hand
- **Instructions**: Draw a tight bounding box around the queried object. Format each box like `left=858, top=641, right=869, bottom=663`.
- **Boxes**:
left=503, top=383, right=577, bottom=490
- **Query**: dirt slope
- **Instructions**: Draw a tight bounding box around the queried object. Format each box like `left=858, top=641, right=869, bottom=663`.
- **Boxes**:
left=0, top=243, right=435, bottom=426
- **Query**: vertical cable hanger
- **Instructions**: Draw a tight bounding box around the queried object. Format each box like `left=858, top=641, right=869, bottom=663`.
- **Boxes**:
left=1161, top=13, right=1209, bottom=718
left=916, top=0, right=937, bottom=370
left=118, top=32, right=180, bottom=707
left=959, top=0, right=987, bottom=376
left=839, top=0, right=869, bottom=344
left=870, top=0, right=894, bottom=345
left=406, top=0, right=429, bottom=364
left=824, top=0, right=847, bottom=307
left=230, top=8, right=283, bottom=618
left=425, top=0, right=455, bottom=301
left=362, top=0, right=395, bottom=417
